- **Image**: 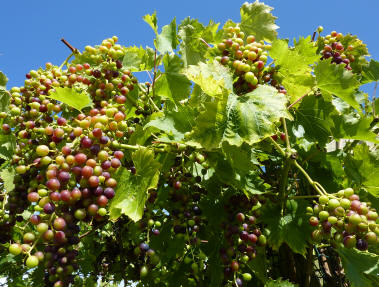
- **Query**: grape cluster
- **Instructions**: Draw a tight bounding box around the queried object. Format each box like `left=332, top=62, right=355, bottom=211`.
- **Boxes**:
left=308, top=188, right=379, bottom=251
left=214, top=25, right=273, bottom=94
left=220, top=195, right=266, bottom=286
left=3, top=36, right=148, bottom=286
left=319, top=31, right=363, bottom=70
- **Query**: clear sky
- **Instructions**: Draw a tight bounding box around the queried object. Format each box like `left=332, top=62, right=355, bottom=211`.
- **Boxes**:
left=0, top=0, right=378, bottom=95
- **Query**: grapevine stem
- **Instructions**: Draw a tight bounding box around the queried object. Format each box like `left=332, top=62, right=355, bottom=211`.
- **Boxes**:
left=281, top=118, right=291, bottom=151
left=373, top=81, right=377, bottom=117
left=111, top=142, right=165, bottom=153
left=287, top=93, right=308, bottom=109
left=60, top=38, right=78, bottom=53
left=111, top=142, right=141, bottom=150
left=199, top=38, right=211, bottom=48
left=58, top=52, right=74, bottom=70
left=268, top=136, right=328, bottom=196
left=268, top=136, right=285, bottom=156
left=288, top=195, right=319, bottom=199
left=148, top=97, right=160, bottom=112
left=293, top=161, right=326, bottom=196
left=152, top=48, right=157, bottom=99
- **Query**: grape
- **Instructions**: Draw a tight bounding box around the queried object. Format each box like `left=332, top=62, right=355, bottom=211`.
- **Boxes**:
left=9, top=243, right=22, bottom=255
left=26, top=256, right=39, bottom=268
left=356, top=239, right=368, bottom=251
left=53, top=218, right=67, bottom=231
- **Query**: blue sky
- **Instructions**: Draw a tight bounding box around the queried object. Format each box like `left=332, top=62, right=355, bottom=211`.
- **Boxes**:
left=0, top=0, right=378, bottom=95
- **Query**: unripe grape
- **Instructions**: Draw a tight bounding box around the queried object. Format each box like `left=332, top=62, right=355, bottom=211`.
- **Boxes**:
left=340, top=198, right=351, bottom=209
left=36, top=145, right=49, bottom=156
left=75, top=209, right=86, bottom=220
left=319, top=195, right=329, bottom=205
left=328, top=198, right=340, bottom=209
left=23, top=232, right=36, bottom=243
left=319, top=210, right=329, bottom=221
left=343, top=235, right=356, bottom=248
left=9, top=243, right=22, bottom=255
left=26, top=256, right=39, bottom=268
left=37, top=223, right=49, bottom=234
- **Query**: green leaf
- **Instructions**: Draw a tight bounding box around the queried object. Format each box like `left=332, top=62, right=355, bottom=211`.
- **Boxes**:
left=265, top=278, right=298, bottom=287
left=0, top=71, right=8, bottom=87
left=109, top=148, right=160, bottom=221
left=295, top=94, right=378, bottom=147
left=240, top=1, right=279, bottom=42
left=189, top=85, right=291, bottom=150
left=260, top=199, right=313, bottom=256
left=122, top=46, right=155, bottom=72
left=270, top=37, right=318, bottom=103
left=344, top=143, right=379, bottom=197
left=0, top=167, right=15, bottom=192
left=156, top=18, right=179, bottom=54
left=183, top=60, right=233, bottom=97
left=315, top=59, right=360, bottom=111
left=178, top=18, right=220, bottom=66
left=47, top=87, right=93, bottom=112
left=0, top=133, right=16, bottom=161
left=155, top=54, right=191, bottom=103
left=189, top=92, right=229, bottom=150
left=143, top=11, right=158, bottom=35
left=331, top=113, right=379, bottom=143
left=144, top=105, right=196, bottom=142
left=0, top=88, right=10, bottom=113
left=362, top=59, right=379, bottom=84
left=208, top=150, right=265, bottom=196
left=337, top=248, right=379, bottom=287
left=223, top=85, right=292, bottom=146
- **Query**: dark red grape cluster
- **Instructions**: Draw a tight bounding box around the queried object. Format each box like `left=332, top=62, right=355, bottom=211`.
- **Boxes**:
left=308, top=188, right=378, bottom=251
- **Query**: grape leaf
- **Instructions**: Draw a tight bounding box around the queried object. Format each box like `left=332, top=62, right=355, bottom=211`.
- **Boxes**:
left=337, top=248, right=379, bottom=287
left=315, top=59, right=360, bottom=111
left=223, top=85, right=292, bottom=146
left=0, top=71, right=10, bottom=113
left=259, top=199, right=313, bottom=256
left=189, top=85, right=291, bottom=150
left=143, top=11, right=158, bottom=35
left=178, top=18, right=221, bottom=66
left=270, top=37, right=318, bottom=103
left=0, top=133, right=16, bottom=161
left=0, top=88, right=10, bottom=113
left=0, top=71, right=8, bottom=87
left=156, top=18, right=179, bottom=54
left=331, top=113, right=379, bottom=143
left=47, top=87, right=93, bottom=112
left=208, top=151, right=265, bottom=196
left=122, top=46, right=155, bottom=72
left=154, top=54, right=191, bottom=104
left=265, top=278, right=298, bottom=287
left=109, top=148, right=160, bottom=222
left=0, top=167, right=15, bottom=192
left=344, top=143, right=379, bottom=197
left=240, top=1, right=279, bottom=42
left=183, top=60, right=233, bottom=97
left=144, top=105, right=196, bottom=142
left=362, top=59, right=379, bottom=84
left=189, top=91, right=229, bottom=150
left=295, top=94, right=378, bottom=147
